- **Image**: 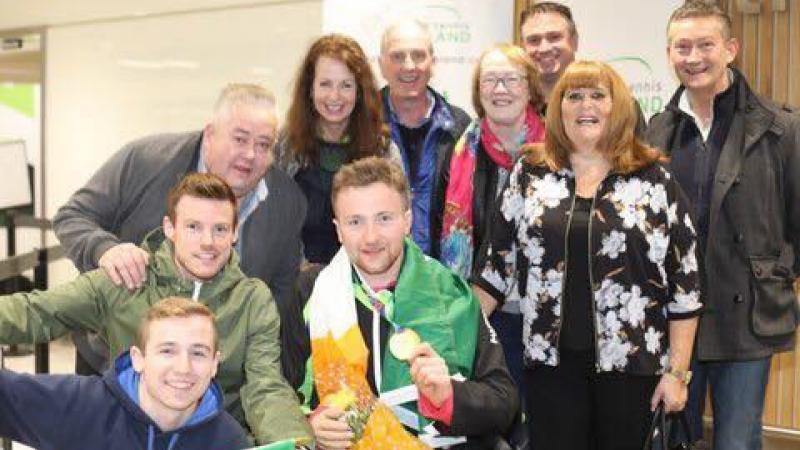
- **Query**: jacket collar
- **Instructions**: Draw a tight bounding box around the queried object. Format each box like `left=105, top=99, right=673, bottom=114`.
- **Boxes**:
left=652, top=67, right=779, bottom=239
left=140, top=228, right=244, bottom=302
left=381, top=86, right=459, bottom=138
left=654, top=67, right=776, bottom=152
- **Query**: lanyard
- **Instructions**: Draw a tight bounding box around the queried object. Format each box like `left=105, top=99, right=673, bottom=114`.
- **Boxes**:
left=352, top=273, right=397, bottom=392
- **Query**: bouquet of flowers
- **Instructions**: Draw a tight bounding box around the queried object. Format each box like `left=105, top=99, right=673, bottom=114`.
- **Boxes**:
left=321, top=386, right=373, bottom=442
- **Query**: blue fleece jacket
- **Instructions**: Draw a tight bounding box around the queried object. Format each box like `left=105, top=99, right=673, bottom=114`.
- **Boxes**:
left=0, top=352, right=250, bottom=450
left=381, top=86, right=471, bottom=254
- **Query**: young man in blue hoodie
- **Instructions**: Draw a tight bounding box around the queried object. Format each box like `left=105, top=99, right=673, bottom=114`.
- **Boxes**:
left=0, top=297, right=250, bottom=450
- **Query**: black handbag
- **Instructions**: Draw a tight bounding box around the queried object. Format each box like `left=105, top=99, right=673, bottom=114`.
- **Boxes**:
left=642, top=403, right=694, bottom=450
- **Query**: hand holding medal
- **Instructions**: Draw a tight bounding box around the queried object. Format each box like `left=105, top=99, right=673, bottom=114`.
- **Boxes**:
left=393, top=332, right=454, bottom=409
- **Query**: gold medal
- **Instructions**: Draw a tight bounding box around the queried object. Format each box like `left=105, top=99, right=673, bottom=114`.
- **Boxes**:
left=389, top=328, right=421, bottom=361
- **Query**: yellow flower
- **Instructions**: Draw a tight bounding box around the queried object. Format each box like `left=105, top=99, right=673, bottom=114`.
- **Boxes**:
left=322, top=386, right=357, bottom=410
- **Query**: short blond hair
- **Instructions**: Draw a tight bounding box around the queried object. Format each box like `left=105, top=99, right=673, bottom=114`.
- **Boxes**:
left=331, top=157, right=409, bottom=212
left=667, top=1, right=732, bottom=42
left=136, top=297, right=218, bottom=352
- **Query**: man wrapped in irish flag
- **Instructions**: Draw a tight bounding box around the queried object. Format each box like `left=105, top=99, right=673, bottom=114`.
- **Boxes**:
left=281, top=157, right=518, bottom=449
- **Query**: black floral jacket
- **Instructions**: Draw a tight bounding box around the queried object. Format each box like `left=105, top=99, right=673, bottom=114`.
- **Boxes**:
left=474, top=159, right=702, bottom=375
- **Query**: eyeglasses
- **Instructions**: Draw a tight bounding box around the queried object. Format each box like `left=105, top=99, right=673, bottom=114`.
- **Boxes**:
left=480, top=74, right=527, bottom=90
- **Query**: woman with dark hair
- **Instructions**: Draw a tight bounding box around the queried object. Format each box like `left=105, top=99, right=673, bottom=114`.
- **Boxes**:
left=276, top=34, right=398, bottom=264
left=474, top=61, right=702, bottom=450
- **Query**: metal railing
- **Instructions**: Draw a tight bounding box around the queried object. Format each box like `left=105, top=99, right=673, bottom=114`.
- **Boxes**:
left=1, top=213, right=65, bottom=450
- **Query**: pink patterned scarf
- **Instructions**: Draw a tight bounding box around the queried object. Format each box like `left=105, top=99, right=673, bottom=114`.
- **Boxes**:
left=439, top=105, right=545, bottom=278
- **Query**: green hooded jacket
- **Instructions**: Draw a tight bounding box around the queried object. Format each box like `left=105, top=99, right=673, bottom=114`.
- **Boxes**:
left=0, top=229, right=312, bottom=445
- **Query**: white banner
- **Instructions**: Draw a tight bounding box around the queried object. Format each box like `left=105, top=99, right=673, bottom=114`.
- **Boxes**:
left=323, top=0, right=515, bottom=116
left=564, top=0, right=683, bottom=118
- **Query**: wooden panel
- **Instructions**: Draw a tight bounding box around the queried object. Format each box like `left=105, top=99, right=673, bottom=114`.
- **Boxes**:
left=713, top=0, right=800, bottom=435
left=795, top=327, right=800, bottom=428
left=513, top=0, right=530, bottom=45
left=772, top=2, right=790, bottom=103
left=728, top=0, right=746, bottom=69
left=764, top=355, right=780, bottom=424
left=742, top=12, right=759, bottom=82
left=778, top=349, right=796, bottom=427
left=791, top=0, right=800, bottom=106
left=756, top=0, right=773, bottom=97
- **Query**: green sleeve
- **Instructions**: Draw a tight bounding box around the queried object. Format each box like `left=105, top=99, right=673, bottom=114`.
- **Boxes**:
left=0, top=270, right=110, bottom=344
left=239, top=283, right=312, bottom=444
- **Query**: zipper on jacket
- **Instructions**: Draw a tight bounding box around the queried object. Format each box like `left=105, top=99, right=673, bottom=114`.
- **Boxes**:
left=555, top=189, right=578, bottom=357
left=587, top=187, right=600, bottom=373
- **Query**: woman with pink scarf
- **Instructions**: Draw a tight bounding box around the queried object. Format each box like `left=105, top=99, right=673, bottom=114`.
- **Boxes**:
left=436, top=44, right=545, bottom=279
left=434, top=44, right=545, bottom=428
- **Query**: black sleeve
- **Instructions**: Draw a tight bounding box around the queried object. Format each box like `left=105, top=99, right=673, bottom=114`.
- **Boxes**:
left=280, top=265, right=320, bottom=391
left=471, top=160, right=524, bottom=305
left=443, top=311, right=519, bottom=438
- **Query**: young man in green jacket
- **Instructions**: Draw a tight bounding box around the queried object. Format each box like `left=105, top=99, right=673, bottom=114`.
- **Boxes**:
left=0, top=172, right=311, bottom=446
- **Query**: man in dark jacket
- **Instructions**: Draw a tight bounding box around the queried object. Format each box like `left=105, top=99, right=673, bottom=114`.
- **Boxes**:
left=519, top=1, right=647, bottom=135
left=283, top=157, right=517, bottom=450
left=0, top=297, right=250, bottom=450
left=378, top=18, right=471, bottom=255
left=52, top=83, right=306, bottom=377
left=646, top=2, right=800, bottom=449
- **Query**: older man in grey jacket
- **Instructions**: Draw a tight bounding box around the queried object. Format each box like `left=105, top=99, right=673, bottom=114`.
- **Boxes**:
left=53, top=83, right=307, bottom=375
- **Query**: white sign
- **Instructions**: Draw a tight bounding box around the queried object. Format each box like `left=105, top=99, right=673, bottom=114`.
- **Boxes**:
left=0, top=140, right=32, bottom=209
left=565, top=0, right=684, bottom=118
left=323, top=0, right=515, bottom=116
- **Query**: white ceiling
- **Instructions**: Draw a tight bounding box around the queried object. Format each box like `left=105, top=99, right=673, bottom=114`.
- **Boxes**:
left=0, top=0, right=309, bottom=83
left=0, top=0, right=296, bottom=31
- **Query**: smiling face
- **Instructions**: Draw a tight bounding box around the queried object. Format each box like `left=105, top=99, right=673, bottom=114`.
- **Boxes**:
left=667, top=16, right=737, bottom=97
left=379, top=23, right=434, bottom=102
left=561, top=84, right=612, bottom=151
left=521, top=12, right=577, bottom=89
left=202, top=103, right=276, bottom=198
left=131, top=315, right=219, bottom=431
left=313, top=55, right=357, bottom=139
left=163, top=195, right=237, bottom=282
left=478, top=49, right=531, bottom=126
left=333, top=182, right=411, bottom=288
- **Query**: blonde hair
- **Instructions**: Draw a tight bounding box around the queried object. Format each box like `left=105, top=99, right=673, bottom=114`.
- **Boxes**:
left=332, top=157, right=409, bottom=212
left=136, top=297, right=218, bottom=352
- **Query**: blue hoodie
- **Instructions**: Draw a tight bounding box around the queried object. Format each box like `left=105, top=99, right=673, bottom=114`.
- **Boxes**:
left=0, top=352, right=250, bottom=450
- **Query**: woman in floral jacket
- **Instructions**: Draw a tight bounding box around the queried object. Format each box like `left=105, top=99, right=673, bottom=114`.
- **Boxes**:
left=473, top=61, right=702, bottom=450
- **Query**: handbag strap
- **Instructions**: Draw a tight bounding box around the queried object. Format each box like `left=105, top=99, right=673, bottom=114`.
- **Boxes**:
left=643, top=403, right=668, bottom=450
left=643, top=402, right=694, bottom=450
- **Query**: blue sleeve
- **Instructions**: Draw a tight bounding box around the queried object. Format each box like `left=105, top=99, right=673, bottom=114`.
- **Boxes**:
left=0, top=370, right=87, bottom=448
